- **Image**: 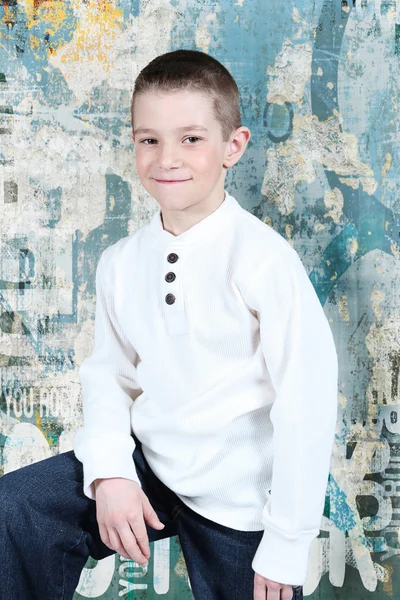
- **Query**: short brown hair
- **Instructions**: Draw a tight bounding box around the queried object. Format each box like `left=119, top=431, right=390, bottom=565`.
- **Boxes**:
left=131, top=49, right=242, bottom=142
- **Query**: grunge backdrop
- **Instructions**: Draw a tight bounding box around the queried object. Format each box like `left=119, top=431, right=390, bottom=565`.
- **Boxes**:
left=1, top=1, right=400, bottom=598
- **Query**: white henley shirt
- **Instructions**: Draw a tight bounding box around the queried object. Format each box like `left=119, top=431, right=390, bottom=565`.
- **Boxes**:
left=73, top=188, right=339, bottom=586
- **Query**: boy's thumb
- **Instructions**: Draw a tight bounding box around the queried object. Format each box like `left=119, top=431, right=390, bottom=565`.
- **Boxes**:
left=150, top=513, right=165, bottom=528
left=142, top=496, right=165, bottom=528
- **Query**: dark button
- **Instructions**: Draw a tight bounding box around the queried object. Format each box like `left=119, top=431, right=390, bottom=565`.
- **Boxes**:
left=167, top=253, right=179, bottom=263
left=165, top=272, right=176, bottom=282
left=165, top=293, right=176, bottom=305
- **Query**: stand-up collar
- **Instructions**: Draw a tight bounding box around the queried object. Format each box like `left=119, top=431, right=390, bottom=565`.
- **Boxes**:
left=148, top=189, right=241, bottom=248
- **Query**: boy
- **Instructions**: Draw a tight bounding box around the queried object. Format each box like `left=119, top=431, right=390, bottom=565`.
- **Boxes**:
left=0, top=50, right=338, bottom=600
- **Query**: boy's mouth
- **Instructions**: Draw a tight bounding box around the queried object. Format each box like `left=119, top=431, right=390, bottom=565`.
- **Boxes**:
left=154, top=178, right=191, bottom=184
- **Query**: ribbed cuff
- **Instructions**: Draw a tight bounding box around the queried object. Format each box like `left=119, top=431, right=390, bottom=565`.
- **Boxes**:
left=73, top=429, right=142, bottom=501
left=251, top=527, right=317, bottom=586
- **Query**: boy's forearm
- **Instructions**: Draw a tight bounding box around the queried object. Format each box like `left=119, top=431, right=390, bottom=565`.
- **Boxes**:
left=244, top=247, right=339, bottom=583
left=74, top=248, right=143, bottom=500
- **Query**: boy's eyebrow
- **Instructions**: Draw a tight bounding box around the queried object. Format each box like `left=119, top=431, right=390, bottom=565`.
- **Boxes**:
left=133, top=125, right=209, bottom=135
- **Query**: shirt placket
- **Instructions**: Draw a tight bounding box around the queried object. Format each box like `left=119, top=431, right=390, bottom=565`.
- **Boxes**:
left=162, top=248, right=188, bottom=336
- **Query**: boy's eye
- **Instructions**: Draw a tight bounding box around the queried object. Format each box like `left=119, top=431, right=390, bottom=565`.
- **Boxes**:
left=139, top=137, right=201, bottom=145
left=183, top=136, right=201, bottom=144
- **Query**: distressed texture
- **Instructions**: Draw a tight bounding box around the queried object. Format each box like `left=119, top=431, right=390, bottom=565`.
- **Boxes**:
left=1, top=0, right=400, bottom=598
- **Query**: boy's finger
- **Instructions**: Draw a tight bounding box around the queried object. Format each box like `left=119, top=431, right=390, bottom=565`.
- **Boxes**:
left=107, top=526, right=123, bottom=554
left=98, top=522, right=111, bottom=549
left=118, top=524, right=149, bottom=564
left=127, top=517, right=151, bottom=559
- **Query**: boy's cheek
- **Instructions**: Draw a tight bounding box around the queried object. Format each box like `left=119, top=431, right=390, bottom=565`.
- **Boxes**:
left=135, top=157, right=150, bottom=175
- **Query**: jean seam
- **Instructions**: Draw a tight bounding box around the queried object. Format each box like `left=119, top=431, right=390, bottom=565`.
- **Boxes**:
left=61, top=529, right=85, bottom=600
left=234, top=535, right=240, bottom=600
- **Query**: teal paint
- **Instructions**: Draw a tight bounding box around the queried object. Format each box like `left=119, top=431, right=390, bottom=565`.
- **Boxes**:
left=327, top=475, right=358, bottom=533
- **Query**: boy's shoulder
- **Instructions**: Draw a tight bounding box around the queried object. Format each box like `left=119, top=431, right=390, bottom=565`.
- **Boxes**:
left=98, top=193, right=299, bottom=278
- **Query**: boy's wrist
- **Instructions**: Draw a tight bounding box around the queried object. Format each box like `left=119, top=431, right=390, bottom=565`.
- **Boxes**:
left=93, top=477, right=140, bottom=488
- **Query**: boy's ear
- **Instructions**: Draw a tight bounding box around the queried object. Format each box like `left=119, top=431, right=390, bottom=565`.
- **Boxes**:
left=223, top=127, right=251, bottom=168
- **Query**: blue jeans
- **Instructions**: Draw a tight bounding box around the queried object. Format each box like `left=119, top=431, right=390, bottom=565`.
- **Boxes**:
left=0, top=433, right=304, bottom=600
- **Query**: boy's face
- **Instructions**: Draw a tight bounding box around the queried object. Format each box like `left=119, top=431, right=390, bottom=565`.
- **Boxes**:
left=131, top=89, right=248, bottom=213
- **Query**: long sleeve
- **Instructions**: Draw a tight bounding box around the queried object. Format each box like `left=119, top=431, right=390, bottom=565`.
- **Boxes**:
left=73, top=247, right=144, bottom=500
left=245, top=246, right=339, bottom=586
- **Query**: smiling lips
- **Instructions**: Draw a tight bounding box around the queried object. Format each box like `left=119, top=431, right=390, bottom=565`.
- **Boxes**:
left=154, top=178, right=190, bottom=184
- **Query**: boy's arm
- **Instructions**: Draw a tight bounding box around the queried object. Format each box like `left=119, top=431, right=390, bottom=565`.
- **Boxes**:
left=73, top=247, right=143, bottom=501
left=244, top=245, right=339, bottom=586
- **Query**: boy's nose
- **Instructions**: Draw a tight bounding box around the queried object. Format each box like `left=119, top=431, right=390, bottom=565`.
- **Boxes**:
left=158, top=148, right=183, bottom=169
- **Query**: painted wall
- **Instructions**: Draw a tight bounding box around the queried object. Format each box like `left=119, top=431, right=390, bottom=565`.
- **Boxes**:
left=1, top=0, right=399, bottom=598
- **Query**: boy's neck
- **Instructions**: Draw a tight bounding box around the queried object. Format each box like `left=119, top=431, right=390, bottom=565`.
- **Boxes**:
left=159, top=190, right=226, bottom=237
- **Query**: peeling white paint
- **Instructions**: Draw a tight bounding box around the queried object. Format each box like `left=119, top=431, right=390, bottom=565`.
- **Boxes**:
left=261, top=110, right=375, bottom=215
left=266, top=39, right=312, bottom=106
left=324, top=188, right=344, bottom=224
left=360, top=177, right=378, bottom=196
left=338, top=177, right=360, bottom=190
left=371, top=289, right=385, bottom=321
left=338, top=294, right=350, bottom=322
left=195, top=13, right=217, bottom=55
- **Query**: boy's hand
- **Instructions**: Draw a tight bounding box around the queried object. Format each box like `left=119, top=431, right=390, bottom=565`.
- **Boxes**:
left=93, top=477, right=165, bottom=564
left=253, top=572, right=298, bottom=599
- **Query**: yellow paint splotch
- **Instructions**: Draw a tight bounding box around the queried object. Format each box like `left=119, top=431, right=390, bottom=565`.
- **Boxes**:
left=54, top=0, right=123, bottom=70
